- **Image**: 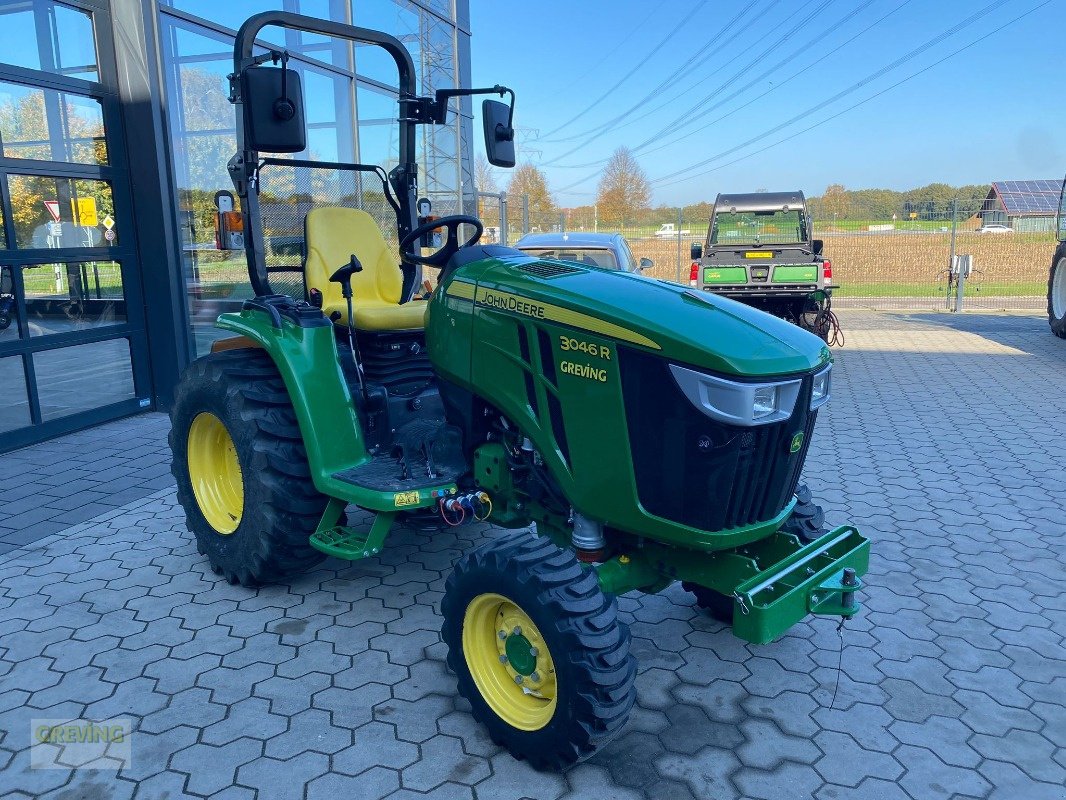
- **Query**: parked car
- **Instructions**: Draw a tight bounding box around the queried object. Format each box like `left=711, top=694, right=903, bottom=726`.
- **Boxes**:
left=976, top=223, right=1014, bottom=234
left=514, top=232, right=652, bottom=273
left=655, top=223, right=691, bottom=238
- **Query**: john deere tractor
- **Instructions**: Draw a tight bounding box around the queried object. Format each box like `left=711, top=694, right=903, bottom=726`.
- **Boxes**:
left=170, top=12, right=870, bottom=770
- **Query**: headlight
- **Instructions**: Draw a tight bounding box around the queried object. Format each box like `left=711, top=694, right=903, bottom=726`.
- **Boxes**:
left=670, top=365, right=801, bottom=427
left=752, top=386, right=777, bottom=419
left=810, top=364, right=832, bottom=409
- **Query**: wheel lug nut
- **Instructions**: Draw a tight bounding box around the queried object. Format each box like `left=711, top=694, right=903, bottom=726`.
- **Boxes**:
left=514, top=675, right=523, bottom=684
left=529, top=646, right=538, bottom=657
left=499, top=655, right=508, bottom=664
left=498, top=630, right=507, bottom=640
left=530, top=672, right=540, bottom=682
left=513, top=626, right=522, bottom=636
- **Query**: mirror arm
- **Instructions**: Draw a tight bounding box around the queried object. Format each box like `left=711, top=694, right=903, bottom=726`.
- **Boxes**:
left=427, top=85, right=515, bottom=131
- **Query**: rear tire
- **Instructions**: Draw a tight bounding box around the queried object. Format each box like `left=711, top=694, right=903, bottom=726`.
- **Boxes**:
left=1049, top=245, right=1066, bottom=339
left=170, top=349, right=327, bottom=586
left=682, top=583, right=734, bottom=624
left=442, top=532, right=636, bottom=769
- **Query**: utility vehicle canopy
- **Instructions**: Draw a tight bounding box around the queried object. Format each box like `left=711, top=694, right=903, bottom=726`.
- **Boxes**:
left=713, top=192, right=806, bottom=213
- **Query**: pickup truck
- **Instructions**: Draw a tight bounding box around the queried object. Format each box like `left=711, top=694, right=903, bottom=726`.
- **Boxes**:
left=654, top=223, right=691, bottom=238
left=688, top=190, right=836, bottom=341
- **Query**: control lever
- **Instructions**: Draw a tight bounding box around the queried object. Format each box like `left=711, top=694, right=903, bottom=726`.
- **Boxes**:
left=330, top=254, right=370, bottom=409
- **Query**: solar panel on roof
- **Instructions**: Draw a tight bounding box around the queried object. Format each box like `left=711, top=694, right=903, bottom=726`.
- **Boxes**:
left=991, top=179, right=1063, bottom=215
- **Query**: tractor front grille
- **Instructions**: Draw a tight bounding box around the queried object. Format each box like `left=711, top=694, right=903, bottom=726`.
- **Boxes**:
left=620, top=347, right=815, bottom=532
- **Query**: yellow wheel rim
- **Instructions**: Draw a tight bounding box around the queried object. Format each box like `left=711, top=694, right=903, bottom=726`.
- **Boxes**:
left=462, top=592, right=557, bottom=731
left=187, top=412, right=244, bottom=534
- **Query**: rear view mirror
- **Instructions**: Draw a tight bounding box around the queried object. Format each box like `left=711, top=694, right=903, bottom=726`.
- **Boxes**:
left=482, top=99, right=515, bottom=168
left=639, top=257, right=653, bottom=270
left=690, top=242, right=703, bottom=260
left=812, top=239, right=824, bottom=256
left=242, top=66, right=306, bottom=153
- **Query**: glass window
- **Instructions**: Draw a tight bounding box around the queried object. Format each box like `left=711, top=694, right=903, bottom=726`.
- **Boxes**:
left=517, top=248, right=619, bottom=270
left=0, top=267, right=17, bottom=341
left=0, top=1, right=99, bottom=82
left=357, top=83, right=399, bottom=171
left=7, top=175, right=117, bottom=248
left=0, top=81, right=107, bottom=164
left=0, top=355, right=31, bottom=433
left=356, top=1, right=420, bottom=88
left=33, top=338, right=135, bottom=421
left=22, top=261, right=125, bottom=336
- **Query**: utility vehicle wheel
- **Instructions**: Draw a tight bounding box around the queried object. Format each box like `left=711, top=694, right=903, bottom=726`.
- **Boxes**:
left=0, top=312, right=10, bottom=331
left=441, top=532, right=636, bottom=769
left=682, top=582, right=734, bottom=623
left=781, top=484, right=827, bottom=544
left=169, top=349, right=327, bottom=585
left=1049, top=246, right=1066, bottom=339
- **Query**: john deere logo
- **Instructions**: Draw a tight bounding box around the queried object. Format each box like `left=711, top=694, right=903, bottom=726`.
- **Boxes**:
left=789, top=432, right=804, bottom=453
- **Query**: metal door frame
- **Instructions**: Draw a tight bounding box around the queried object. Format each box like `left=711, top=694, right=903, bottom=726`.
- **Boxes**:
left=0, top=0, right=151, bottom=452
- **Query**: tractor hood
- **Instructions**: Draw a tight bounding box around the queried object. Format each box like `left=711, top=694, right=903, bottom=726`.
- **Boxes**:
left=471, top=254, right=831, bottom=378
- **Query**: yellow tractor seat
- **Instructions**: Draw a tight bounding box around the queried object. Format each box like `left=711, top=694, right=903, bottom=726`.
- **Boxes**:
left=304, top=206, right=426, bottom=331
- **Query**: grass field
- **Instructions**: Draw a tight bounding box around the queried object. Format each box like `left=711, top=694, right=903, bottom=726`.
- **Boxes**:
left=631, top=230, right=1054, bottom=300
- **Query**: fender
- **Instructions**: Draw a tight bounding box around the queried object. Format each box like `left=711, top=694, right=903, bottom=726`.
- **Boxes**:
left=215, top=309, right=370, bottom=494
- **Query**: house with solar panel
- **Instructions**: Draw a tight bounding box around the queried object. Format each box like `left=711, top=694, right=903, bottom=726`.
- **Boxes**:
left=980, top=180, right=1063, bottom=233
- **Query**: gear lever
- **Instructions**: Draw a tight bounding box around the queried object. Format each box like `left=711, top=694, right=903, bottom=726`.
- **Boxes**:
left=330, top=254, right=369, bottom=407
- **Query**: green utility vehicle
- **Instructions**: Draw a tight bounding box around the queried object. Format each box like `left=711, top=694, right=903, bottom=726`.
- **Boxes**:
left=1048, top=174, right=1066, bottom=338
left=170, top=12, right=869, bottom=769
left=689, top=191, right=836, bottom=340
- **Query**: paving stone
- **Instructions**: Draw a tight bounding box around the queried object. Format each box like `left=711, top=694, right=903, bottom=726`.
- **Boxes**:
left=399, top=734, right=490, bottom=791
left=1, top=314, right=1064, bottom=800
left=236, top=752, right=330, bottom=800
left=171, top=737, right=263, bottom=795
left=307, top=767, right=402, bottom=800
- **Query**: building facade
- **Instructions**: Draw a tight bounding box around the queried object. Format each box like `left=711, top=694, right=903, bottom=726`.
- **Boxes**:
left=0, top=0, right=475, bottom=453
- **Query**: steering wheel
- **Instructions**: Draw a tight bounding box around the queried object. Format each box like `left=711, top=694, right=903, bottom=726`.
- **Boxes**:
left=399, top=215, right=483, bottom=268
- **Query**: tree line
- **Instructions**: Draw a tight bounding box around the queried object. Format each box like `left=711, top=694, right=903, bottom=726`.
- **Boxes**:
left=478, top=148, right=995, bottom=228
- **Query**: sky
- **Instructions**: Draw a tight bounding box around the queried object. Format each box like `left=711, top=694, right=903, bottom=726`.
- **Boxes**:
left=468, top=0, right=1066, bottom=207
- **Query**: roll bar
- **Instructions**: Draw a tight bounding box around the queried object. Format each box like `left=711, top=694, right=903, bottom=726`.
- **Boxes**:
left=227, top=11, right=421, bottom=298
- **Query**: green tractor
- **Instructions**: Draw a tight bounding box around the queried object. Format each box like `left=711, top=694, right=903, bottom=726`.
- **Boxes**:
left=170, top=12, right=870, bottom=770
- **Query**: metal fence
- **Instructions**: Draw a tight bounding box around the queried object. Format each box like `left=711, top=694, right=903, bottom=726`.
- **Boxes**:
left=476, top=195, right=1055, bottom=313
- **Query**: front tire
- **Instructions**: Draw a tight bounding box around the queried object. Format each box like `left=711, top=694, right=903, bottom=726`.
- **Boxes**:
left=1049, top=245, right=1066, bottom=339
left=781, top=483, right=828, bottom=543
left=169, top=349, right=327, bottom=585
left=442, top=532, right=636, bottom=769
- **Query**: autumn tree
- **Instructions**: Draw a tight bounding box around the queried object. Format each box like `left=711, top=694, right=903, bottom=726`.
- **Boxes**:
left=821, top=183, right=850, bottom=221
left=508, top=163, right=556, bottom=228
left=596, top=147, right=650, bottom=228
left=475, top=155, right=499, bottom=195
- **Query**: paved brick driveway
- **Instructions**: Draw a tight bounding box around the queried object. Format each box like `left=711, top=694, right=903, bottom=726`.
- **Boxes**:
left=1, top=311, right=1064, bottom=800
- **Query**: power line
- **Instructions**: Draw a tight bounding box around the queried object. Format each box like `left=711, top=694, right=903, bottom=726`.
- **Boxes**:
left=554, top=0, right=898, bottom=173
left=653, top=1, right=1048, bottom=190
left=535, top=0, right=712, bottom=140
left=551, top=0, right=848, bottom=191
left=648, top=0, right=1006, bottom=186
left=630, top=0, right=837, bottom=154
left=541, top=0, right=762, bottom=147
left=553, top=0, right=671, bottom=93
left=629, top=0, right=896, bottom=161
